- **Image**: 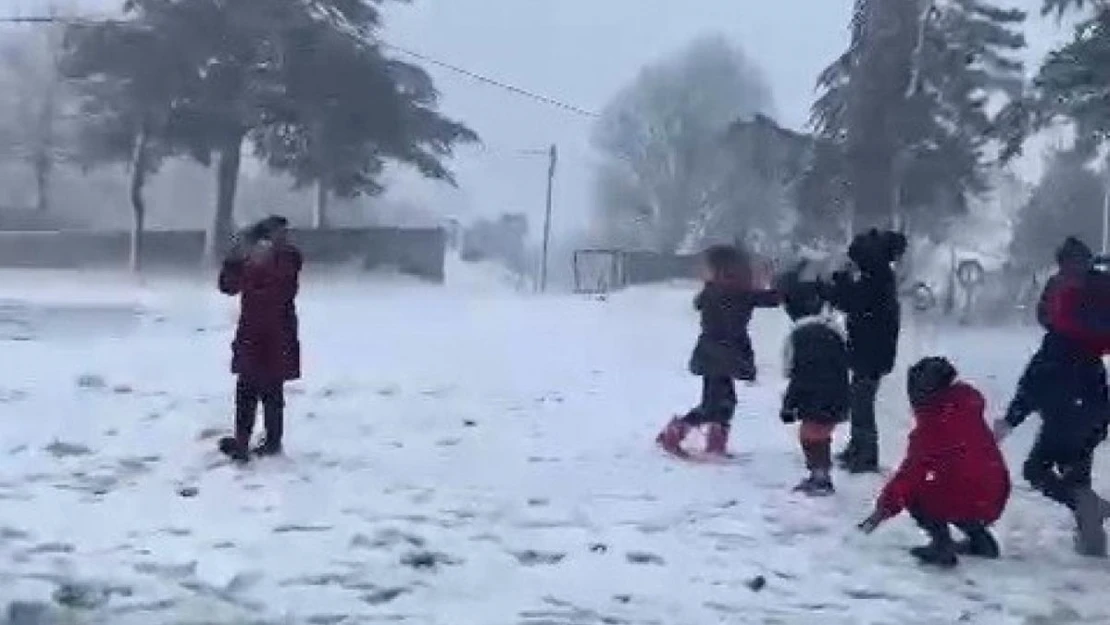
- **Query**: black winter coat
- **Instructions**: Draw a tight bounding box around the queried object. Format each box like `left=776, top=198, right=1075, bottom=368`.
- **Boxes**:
left=822, top=267, right=900, bottom=378
left=1005, top=332, right=1110, bottom=452
left=781, top=315, right=850, bottom=424
left=688, top=281, right=779, bottom=381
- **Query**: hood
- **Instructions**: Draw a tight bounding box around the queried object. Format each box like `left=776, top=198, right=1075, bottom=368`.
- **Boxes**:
left=914, top=382, right=983, bottom=423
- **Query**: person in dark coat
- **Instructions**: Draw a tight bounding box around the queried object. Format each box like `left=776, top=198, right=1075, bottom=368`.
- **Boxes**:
left=656, top=244, right=779, bottom=458
left=995, top=331, right=1110, bottom=557
left=218, top=215, right=303, bottom=463
left=821, top=228, right=907, bottom=473
left=859, top=357, right=1010, bottom=568
left=778, top=261, right=850, bottom=496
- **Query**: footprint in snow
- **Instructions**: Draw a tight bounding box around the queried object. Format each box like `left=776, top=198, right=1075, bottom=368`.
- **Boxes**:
left=43, top=441, right=93, bottom=458
left=75, top=374, right=107, bottom=390
left=511, top=550, right=567, bottom=566
left=400, top=550, right=461, bottom=570
left=625, top=551, right=665, bottom=565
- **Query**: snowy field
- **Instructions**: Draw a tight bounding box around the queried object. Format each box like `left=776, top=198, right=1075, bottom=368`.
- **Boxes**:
left=0, top=266, right=1105, bottom=625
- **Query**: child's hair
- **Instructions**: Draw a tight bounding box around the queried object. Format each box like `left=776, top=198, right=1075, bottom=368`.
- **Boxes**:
left=848, top=229, right=908, bottom=270
left=703, top=244, right=751, bottom=284
left=906, top=356, right=958, bottom=409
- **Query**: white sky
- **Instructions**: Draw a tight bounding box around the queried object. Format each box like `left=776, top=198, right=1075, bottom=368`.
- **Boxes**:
left=11, top=0, right=1079, bottom=237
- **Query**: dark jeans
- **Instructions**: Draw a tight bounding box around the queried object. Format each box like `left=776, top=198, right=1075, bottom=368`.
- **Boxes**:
left=909, top=507, right=988, bottom=544
left=682, top=376, right=737, bottom=426
left=847, top=374, right=881, bottom=450
left=235, top=376, right=285, bottom=447
left=1023, top=433, right=1097, bottom=511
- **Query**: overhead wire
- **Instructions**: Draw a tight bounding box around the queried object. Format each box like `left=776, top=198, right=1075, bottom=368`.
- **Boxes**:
left=0, top=14, right=599, bottom=118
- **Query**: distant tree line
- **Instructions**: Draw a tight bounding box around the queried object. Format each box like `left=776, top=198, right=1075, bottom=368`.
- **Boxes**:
left=592, top=1, right=1110, bottom=265
left=0, top=0, right=478, bottom=270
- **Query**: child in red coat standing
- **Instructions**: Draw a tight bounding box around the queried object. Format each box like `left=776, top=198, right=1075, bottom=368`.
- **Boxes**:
left=218, top=215, right=303, bottom=463
left=858, top=357, right=1010, bottom=568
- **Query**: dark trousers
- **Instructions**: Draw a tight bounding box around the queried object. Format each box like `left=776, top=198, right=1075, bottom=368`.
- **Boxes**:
left=235, top=376, right=285, bottom=447
left=909, top=507, right=988, bottom=544
left=1023, top=433, right=1097, bottom=511
left=847, top=374, right=881, bottom=451
left=682, top=376, right=737, bottom=426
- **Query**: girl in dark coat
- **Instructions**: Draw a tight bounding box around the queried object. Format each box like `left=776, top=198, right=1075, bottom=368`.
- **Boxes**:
left=218, top=215, right=303, bottom=463
left=822, top=229, right=907, bottom=473
left=778, top=262, right=850, bottom=496
left=859, top=357, right=1010, bottom=568
left=656, top=244, right=779, bottom=458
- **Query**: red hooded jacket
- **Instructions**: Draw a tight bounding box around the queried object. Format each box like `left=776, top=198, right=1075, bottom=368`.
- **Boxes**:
left=218, top=243, right=303, bottom=383
left=876, top=382, right=1010, bottom=523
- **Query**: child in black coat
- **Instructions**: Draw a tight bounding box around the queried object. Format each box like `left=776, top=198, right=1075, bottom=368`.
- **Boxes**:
left=779, top=262, right=850, bottom=495
left=997, top=318, right=1110, bottom=557
left=822, top=229, right=907, bottom=473
left=656, top=244, right=779, bottom=458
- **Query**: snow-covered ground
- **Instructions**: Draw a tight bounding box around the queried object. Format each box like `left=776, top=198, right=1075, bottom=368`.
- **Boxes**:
left=0, top=268, right=1104, bottom=625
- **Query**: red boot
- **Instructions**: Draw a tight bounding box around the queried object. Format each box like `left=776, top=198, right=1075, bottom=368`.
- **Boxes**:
left=705, top=423, right=731, bottom=457
left=656, top=417, right=691, bottom=457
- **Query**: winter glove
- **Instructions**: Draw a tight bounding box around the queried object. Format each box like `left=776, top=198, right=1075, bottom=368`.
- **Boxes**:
left=857, top=510, right=885, bottom=535
left=992, top=418, right=1013, bottom=442
left=779, top=406, right=798, bottom=424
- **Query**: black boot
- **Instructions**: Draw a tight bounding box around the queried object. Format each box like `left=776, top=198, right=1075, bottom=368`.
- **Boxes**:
left=909, top=542, right=958, bottom=568
left=910, top=509, right=959, bottom=568
left=218, top=436, right=250, bottom=464
left=1073, top=488, right=1108, bottom=558
left=954, top=523, right=1001, bottom=559
left=255, top=384, right=285, bottom=457
left=232, top=377, right=259, bottom=464
left=843, top=442, right=879, bottom=474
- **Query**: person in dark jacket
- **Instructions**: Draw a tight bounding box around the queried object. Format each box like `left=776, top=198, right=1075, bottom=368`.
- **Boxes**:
left=822, top=228, right=907, bottom=473
left=995, top=330, right=1110, bottom=557
left=859, top=357, right=1009, bottom=568
left=656, top=244, right=779, bottom=458
left=217, top=215, right=303, bottom=463
left=778, top=261, right=850, bottom=496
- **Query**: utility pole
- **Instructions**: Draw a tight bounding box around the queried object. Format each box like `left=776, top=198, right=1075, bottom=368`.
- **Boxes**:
left=539, top=143, right=557, bottom=292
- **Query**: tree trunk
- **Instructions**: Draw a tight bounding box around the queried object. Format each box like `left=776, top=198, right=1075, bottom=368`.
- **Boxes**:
left=313, top=179, right=329, bottom=229
left=204, top=133, right=244, bottom=266
left=844, top=0, right=924, bottom=232
left=128, top=126, right=151, bottom=273
left=32, top=59, right=57, bottom=214
left=33, top=150, right=50, bottom=213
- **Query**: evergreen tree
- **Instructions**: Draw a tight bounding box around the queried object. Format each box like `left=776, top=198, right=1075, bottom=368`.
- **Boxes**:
left=1011, top=147, right=1103, bottom=265
left=64, top=0, right=475, bottom=264
left=998, top=2, right=1110, bottom=162
left=808, top=0, right=1025, bottom=236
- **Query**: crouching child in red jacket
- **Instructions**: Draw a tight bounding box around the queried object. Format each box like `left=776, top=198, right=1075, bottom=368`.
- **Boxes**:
left=858, top=357, right=1010, bottom=568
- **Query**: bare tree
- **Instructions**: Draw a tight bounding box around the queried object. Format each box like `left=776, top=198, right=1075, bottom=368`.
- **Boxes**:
left=591, top=35, right=774, bottom=253
left=0, top=19, right=74, bottom=213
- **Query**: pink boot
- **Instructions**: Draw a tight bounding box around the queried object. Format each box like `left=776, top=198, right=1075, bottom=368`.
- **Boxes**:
left=656, top=417, right=691, bottom=456
left=705, top=423, right=731, bottom=457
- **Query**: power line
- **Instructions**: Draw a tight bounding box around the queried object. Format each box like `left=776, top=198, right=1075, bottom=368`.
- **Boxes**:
left=0, top=14, right=599, bottom=119
left=380, top=42, right=597, bottom=118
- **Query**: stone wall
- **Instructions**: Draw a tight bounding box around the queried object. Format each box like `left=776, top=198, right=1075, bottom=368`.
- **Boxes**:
left=0, top=227, right=447, bottom=282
